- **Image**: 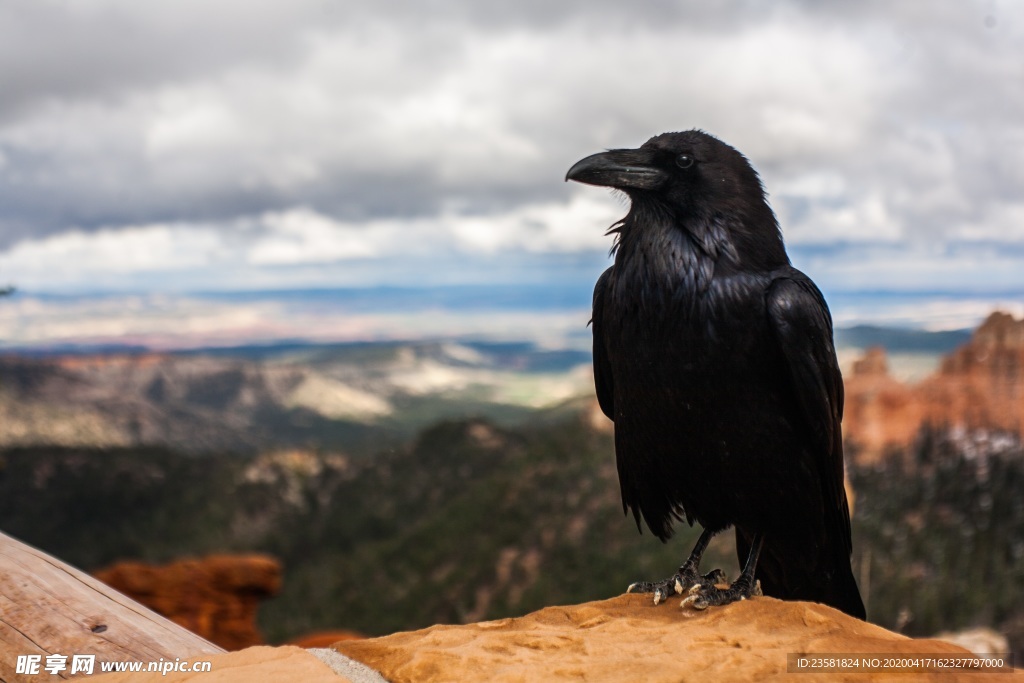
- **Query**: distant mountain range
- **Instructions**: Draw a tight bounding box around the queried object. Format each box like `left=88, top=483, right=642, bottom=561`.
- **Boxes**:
left=0, top=324, right=977, bottom=455
left=834, top=325, right=971, bottom=353
left=0, top=340, right=593, bottom=455
left=3, top=285, right=1014, bottom=352
left=12, top=324, right=972, bottom=359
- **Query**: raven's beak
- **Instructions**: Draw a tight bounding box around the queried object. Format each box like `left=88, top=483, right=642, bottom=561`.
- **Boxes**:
left=565, top=149, right=666, bottom=190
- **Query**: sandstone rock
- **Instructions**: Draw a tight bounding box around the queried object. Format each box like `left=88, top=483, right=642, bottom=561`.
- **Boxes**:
left=94, top=554, right=282, bottom=651
left=334, top=595, right=1017, bottom=682
left=289, top=631, right=366, bottom=648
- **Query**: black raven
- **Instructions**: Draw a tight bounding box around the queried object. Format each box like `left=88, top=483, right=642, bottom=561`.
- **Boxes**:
left=566, top=130, right=866, bottom=619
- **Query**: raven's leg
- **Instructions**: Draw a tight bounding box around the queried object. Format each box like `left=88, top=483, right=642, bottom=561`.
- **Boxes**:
left=626, top=528, right=728, bottom=605
left=681, top=533, right=764, bottom=610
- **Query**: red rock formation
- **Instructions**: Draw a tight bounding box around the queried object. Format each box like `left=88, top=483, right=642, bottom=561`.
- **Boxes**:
left=94, top=554, right=282, bottom=651
left=843, top=312, right=1024, bottom=464
left=842, top=347, right=925, bottom=464
left=925, top=311, right=1024, bottom=434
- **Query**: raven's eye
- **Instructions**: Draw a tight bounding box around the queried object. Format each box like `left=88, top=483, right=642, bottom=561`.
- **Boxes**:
left=675, top=154, right=695, bottom=169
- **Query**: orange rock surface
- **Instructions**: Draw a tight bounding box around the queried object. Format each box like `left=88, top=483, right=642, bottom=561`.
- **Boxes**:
left=289, top=630, right=366, bottom=648
left=844, top=312, right=1024, bottom=463
left=94, top=554, right=282, bottom=651
left=334, top=595, right=1017, bottom=682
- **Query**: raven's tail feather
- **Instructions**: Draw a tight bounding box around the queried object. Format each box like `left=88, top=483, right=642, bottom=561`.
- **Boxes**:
left=736, top=529, right=866, bottom=620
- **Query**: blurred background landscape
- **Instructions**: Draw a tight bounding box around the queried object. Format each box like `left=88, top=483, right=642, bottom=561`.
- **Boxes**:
left=1, top=0, right=1022, bottom=661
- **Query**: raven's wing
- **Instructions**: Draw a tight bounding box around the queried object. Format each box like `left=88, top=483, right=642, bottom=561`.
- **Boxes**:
left=759, top=273, right=864, bottom=619
left=591, top=267, right=614, bottom=421
left=766, top=274, right=850, bottom=555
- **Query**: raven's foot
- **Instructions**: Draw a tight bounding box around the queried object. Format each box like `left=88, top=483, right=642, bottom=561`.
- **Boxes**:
left=680, top=578, right=762, bottom=611
left=627, top=567, right=728, bottom=606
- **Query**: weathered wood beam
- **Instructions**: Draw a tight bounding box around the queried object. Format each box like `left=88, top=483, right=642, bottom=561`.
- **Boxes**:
left=0, top=532, right=223, bottom=681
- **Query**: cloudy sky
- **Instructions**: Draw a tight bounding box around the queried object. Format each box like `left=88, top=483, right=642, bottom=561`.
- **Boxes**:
left=0, top=1, right=1021, bottom=346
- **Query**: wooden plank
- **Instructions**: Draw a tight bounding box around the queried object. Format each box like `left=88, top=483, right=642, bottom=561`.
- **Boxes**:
left=0, top=532, right=223, bottom=681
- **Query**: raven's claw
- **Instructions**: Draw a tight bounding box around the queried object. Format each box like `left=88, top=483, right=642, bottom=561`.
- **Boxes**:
left=627, top=567, right=728, bottom=606
left=681, top=579, right=762, bottom=611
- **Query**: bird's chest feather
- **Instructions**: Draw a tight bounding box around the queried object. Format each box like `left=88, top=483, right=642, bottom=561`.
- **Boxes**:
left=604, top=227, right=770, bottom=376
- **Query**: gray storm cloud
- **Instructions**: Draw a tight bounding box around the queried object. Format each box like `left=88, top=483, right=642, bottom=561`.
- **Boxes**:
left=0, top=0, right=1021, bottom=294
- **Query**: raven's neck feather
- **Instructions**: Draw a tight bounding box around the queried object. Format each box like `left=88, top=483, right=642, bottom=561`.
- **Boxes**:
left=610, top=198, right=788, bottom=279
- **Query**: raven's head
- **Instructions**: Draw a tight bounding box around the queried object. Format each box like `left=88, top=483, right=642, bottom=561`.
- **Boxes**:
left=566, top=130, right=786, bottom=268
